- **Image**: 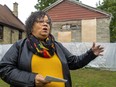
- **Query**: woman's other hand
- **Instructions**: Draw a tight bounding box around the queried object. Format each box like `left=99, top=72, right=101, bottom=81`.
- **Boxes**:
left=91, top=42, right=104, bottom=56
left=35, top=74, right=50, bottom=87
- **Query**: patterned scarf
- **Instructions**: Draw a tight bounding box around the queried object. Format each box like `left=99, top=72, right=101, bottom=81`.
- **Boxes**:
left=27, top=34, right=55, bottom=58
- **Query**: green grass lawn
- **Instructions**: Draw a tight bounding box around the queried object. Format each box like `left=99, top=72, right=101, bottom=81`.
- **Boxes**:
left=71, top=68, right=116, bottom=87
left=0, top=68, right=116, bottom=87
left=0, top=79, right=9, bottom=87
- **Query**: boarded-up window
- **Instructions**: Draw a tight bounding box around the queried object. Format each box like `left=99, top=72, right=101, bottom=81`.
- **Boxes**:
left=58, top=31, right=71, bottom=42
left=82, top=19, right=96, bottom=42
left=0, top=25, right=3, bottom=39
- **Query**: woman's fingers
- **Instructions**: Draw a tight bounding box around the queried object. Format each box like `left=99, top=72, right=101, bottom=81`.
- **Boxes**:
left=35, top=74, right=50, bottom=87
left=91, top=42, right=104, bottom=56
left=92, top=42, right=95, bottom=48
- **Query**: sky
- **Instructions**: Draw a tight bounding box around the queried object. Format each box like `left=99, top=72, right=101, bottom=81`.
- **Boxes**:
left=0, top=0, right=103, bottom=23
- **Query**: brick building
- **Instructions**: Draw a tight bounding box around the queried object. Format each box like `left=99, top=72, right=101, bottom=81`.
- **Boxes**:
left=43, top=0, right=111, bottom=42
left=0, top=2, right=26, bottom=44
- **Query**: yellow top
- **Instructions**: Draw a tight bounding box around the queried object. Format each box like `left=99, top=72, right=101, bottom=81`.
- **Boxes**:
left=31, top=53, right=65, bottom=87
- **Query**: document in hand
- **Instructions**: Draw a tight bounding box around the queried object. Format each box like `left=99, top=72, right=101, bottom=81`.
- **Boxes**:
left=45, top=76, right=67, bottom=82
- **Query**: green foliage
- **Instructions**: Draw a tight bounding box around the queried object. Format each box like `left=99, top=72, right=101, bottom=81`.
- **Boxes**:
left=97, top=0, right=116, bottom=42
left=35, top=0, right=57, bottom=10
left=35, top=0, right=80, bottom=10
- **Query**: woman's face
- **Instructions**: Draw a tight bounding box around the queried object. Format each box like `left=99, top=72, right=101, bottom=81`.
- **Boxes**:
left=32, top=15, right=51, bottom=40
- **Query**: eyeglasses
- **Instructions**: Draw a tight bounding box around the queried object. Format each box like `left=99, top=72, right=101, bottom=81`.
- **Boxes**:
left=36, top=20, right=51, bottom=25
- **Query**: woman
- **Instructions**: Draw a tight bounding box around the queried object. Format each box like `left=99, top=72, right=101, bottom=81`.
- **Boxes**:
left=0, top=11, right=104, bottom=87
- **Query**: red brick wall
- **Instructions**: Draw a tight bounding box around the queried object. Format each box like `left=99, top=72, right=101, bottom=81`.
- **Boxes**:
left=47, top=1, right=108, bottom=22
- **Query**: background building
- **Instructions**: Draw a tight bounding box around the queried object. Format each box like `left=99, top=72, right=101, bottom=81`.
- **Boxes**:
left=0, top=2, right=26, bottom=44
left=43, top=0, right=111, bottom=42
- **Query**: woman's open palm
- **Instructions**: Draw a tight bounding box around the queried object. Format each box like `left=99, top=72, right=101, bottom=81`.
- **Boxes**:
left=91, top=42, right=104, bottom=56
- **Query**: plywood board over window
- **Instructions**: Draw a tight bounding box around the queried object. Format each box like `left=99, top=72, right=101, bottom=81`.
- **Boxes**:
left=82, top=19, right=96, bottom=42
left=58, top=31, right=71, bottom=42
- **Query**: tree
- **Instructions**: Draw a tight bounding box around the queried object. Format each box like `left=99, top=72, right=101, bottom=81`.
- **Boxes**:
left=35, top=0, right=80, bottom=10
left=97, top=0, right=116, bottom=42
left=35, top=0, right=57, bottom=10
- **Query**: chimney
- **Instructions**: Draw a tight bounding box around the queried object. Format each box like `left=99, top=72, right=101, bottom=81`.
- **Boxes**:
left=13, top=2, right=18, bottom=17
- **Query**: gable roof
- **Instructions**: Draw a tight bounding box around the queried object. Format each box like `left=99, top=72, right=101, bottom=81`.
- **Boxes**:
left=0, top=4, right=25, bottom=31
left=43, top=0, right=111, bottom=18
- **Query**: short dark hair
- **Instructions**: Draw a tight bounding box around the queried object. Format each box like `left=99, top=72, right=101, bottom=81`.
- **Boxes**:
left=25, top=11, right=52, bottom=37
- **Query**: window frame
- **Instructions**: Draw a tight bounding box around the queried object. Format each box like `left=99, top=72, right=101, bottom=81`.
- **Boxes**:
left=61, top=23, right=81, bottom=30
left=19, top=31, right=22, bottom=39
left=0, top=25, right=3, bottom=40
left=70, top=24, right=80, bottom=30
left=61, top=24, right=71, bottom=30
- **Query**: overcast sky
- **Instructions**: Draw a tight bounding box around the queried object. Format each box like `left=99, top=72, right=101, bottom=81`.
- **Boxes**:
left=0, top=0, right=103, bottom=23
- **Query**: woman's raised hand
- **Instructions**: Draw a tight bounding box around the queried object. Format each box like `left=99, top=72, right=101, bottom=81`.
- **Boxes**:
left=91, top=42, right=104, bottom=56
